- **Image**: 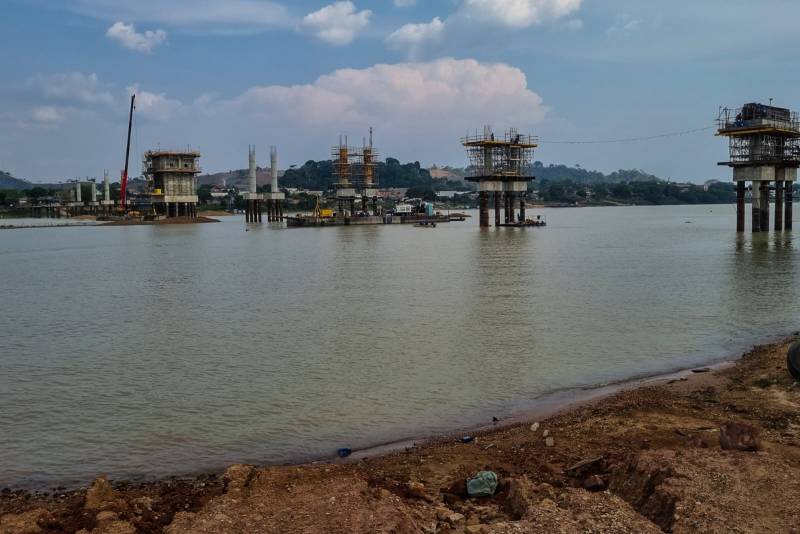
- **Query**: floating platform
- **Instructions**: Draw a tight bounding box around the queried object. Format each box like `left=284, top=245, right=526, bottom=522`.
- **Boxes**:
left=286, top=213, right=464, bottom=228
left=497, top=220, right=547, bottom=228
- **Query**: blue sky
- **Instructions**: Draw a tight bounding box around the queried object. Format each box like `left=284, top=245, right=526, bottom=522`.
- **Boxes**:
left=2, top=0, right=799, bottom=183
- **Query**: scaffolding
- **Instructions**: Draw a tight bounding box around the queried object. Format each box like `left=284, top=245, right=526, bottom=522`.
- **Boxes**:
left=461, top=126, right=538, bottom=180
left=717, top=102, right=800, bottom=233
left=331, top=137, right=359, bottom=189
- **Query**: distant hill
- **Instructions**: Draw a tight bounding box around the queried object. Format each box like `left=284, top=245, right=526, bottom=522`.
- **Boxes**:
left=0, top=171, right=33, bottom=190
left=531, top=162, right=660, bottom=184
left=197, top=158, right=469, bottom=192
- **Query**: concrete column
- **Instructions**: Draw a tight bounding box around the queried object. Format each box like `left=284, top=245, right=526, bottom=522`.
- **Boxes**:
left=494, top=192, right=501, bottom=227
left=520, top=194, right=526, bottom=223
left=775, top=180, right=784, bottom=231
left=736, top=181, right=745, bottom=232
left=786, top=182, right=794, bottom=230
left=479, top=192, right=489, bottom=227
left=760, top=181, right=770, bottom=232
left=257, top=201, right=262, bottom=222
left=752, top=182, right=761, bottom=233
left=508, top=192, right=515, bottom=223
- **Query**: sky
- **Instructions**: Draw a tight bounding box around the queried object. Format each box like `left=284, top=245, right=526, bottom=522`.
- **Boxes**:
left=1, top=0, right=799, bottom=183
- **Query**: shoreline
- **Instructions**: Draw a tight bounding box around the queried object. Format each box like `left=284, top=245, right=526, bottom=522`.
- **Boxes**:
left=0, top=336, right=759, bottom=493
left=3, top=336, right=800, bottom=532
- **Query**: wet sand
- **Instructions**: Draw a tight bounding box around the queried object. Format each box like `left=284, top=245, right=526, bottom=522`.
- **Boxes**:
left=2, top=338, right=800, bottom=533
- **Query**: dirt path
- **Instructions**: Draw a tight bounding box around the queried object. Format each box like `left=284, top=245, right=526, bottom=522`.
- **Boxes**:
left=3, top=339, right=800, bottom=533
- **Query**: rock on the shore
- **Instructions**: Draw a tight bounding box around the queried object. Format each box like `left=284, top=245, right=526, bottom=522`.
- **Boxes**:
left=0, top=508, right=50, bottom=534
left=84, top=476, right=126, bottom=512
left=502, top=477, right=535, bottom=520
left=406, top=481, right=427, bottom=500
left=719, top=421, right=761, bottom=452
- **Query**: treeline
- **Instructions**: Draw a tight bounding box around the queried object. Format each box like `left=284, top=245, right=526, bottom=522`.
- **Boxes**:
left=530, top=162, right=661, bottom=184
left=537, top=179, right=737, bottom=205
left=281, top=158, right=472, bottom=193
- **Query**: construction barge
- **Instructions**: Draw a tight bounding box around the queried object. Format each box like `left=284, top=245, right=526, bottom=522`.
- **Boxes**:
left=286, top=212, right=467, bottom=227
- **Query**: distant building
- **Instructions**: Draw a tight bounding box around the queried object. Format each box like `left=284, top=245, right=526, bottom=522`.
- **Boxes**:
left=378, top=188, right=407, bottom=200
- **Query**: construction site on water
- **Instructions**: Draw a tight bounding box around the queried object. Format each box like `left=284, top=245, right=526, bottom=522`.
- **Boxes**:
left=286, top=129, right=471, bottom=228
left=20, top=91, right=547, bottom=229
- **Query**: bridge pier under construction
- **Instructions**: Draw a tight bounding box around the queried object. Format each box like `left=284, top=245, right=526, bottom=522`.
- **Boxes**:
left=463, top=127, right=541, bottom=228
left=718, top=102, right=799, bottom=233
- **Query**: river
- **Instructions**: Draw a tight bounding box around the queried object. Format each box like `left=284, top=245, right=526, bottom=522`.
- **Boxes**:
left=0, top=204, right=797, bottom=488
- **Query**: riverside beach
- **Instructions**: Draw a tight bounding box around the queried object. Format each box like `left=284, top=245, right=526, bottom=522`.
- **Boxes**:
left=2, top=337, right=799, bottom=533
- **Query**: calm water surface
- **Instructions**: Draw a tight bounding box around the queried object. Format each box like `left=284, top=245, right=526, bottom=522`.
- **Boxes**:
left=1, top=205, right=798, bottom=488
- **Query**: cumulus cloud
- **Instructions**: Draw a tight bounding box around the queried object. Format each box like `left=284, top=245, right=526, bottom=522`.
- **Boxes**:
left=32, top=106, right=65, bottom=123
left=387, top=0, right=583, bottom=56
left=106, top=22, right=167, bottom=53
left=459, top=0, right=582, bottom=28
left=127, top=86, right=183, bottom=120
left=9, top=58, right=547, bottom=179
left=301, top=1, right=372, bottom=45
left=386, top=17, right=444, bottom=58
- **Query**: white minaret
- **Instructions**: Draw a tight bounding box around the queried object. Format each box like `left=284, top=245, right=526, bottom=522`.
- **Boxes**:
left=249, top=145, right=257, bottom=194
left=75, top=180, right=82, bottom=203
left=104, top=170, right=110, bottom=202
left=270, top=145, right=278, bottom=193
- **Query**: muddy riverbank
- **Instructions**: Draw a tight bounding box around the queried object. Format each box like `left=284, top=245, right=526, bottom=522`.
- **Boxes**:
left=3, top=338, right=800, bottom=533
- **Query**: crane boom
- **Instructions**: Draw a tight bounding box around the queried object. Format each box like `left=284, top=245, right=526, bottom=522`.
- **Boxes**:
left=120, top=94, right=135, bottom=212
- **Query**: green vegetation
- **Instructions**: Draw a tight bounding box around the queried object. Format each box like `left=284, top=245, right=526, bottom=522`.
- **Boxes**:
left=280, top=158, right=474, bottom=192
left=536, top=178, right=737, bottom=205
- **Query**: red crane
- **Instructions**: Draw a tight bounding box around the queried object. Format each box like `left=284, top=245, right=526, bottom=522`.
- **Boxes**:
left=120, top=94, right=135, bottom=212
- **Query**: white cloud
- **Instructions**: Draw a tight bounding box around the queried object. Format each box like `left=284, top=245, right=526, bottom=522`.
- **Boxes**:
left=127, top=86, right=183, bottom=120
left=387, top=0, right=583, bottom=57
left=386, top=17, right=444, bottom=58
left=69, top=0, right=290, bottom=32
left=459, top=0, right=582, bottom=28
left=106, top=22, right=167, bottom=53
left=32, top=106, right=65, bottom=123
left=27, top=72, right=115, bottom=106
left=301, top=1, right=371, bottom=45
left=8, top=58, right=546, bottom=179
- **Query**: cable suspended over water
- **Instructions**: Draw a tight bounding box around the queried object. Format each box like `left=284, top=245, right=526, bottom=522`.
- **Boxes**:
left=538, top=125, right=715, bottom=145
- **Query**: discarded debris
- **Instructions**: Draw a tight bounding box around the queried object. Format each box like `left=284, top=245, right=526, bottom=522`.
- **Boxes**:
left=337, top=448, right=352, bottom=458
left=460, top=436, right=475, bottom=444
left=530, top=422, right=540, bottom=432
left=466, top=471, right=498, bottom=498
left=545, top=437, right=555, bottom=447
left=692, top=368, right=711, bottom=373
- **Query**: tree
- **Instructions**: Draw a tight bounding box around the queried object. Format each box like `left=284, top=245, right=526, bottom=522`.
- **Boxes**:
left=406, top=184, right=436, bottom=201
left=28, top=186, right=49, bottom=199
left=198, top=184, right=213, bottom=204
left=611, top=183, right=631, bottom=199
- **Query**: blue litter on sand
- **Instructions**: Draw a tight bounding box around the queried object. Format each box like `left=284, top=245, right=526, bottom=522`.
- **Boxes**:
left=337, top=448, right=352, bottom=458
left=460, top=436, right=475, bottom=444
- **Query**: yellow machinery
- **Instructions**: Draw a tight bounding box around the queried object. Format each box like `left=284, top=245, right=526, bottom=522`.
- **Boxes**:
left=314, top=196, right=333, bottom=218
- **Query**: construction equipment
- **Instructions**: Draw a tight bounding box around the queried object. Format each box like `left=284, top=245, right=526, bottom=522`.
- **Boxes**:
left=119, top=94, right=135, bottom=214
